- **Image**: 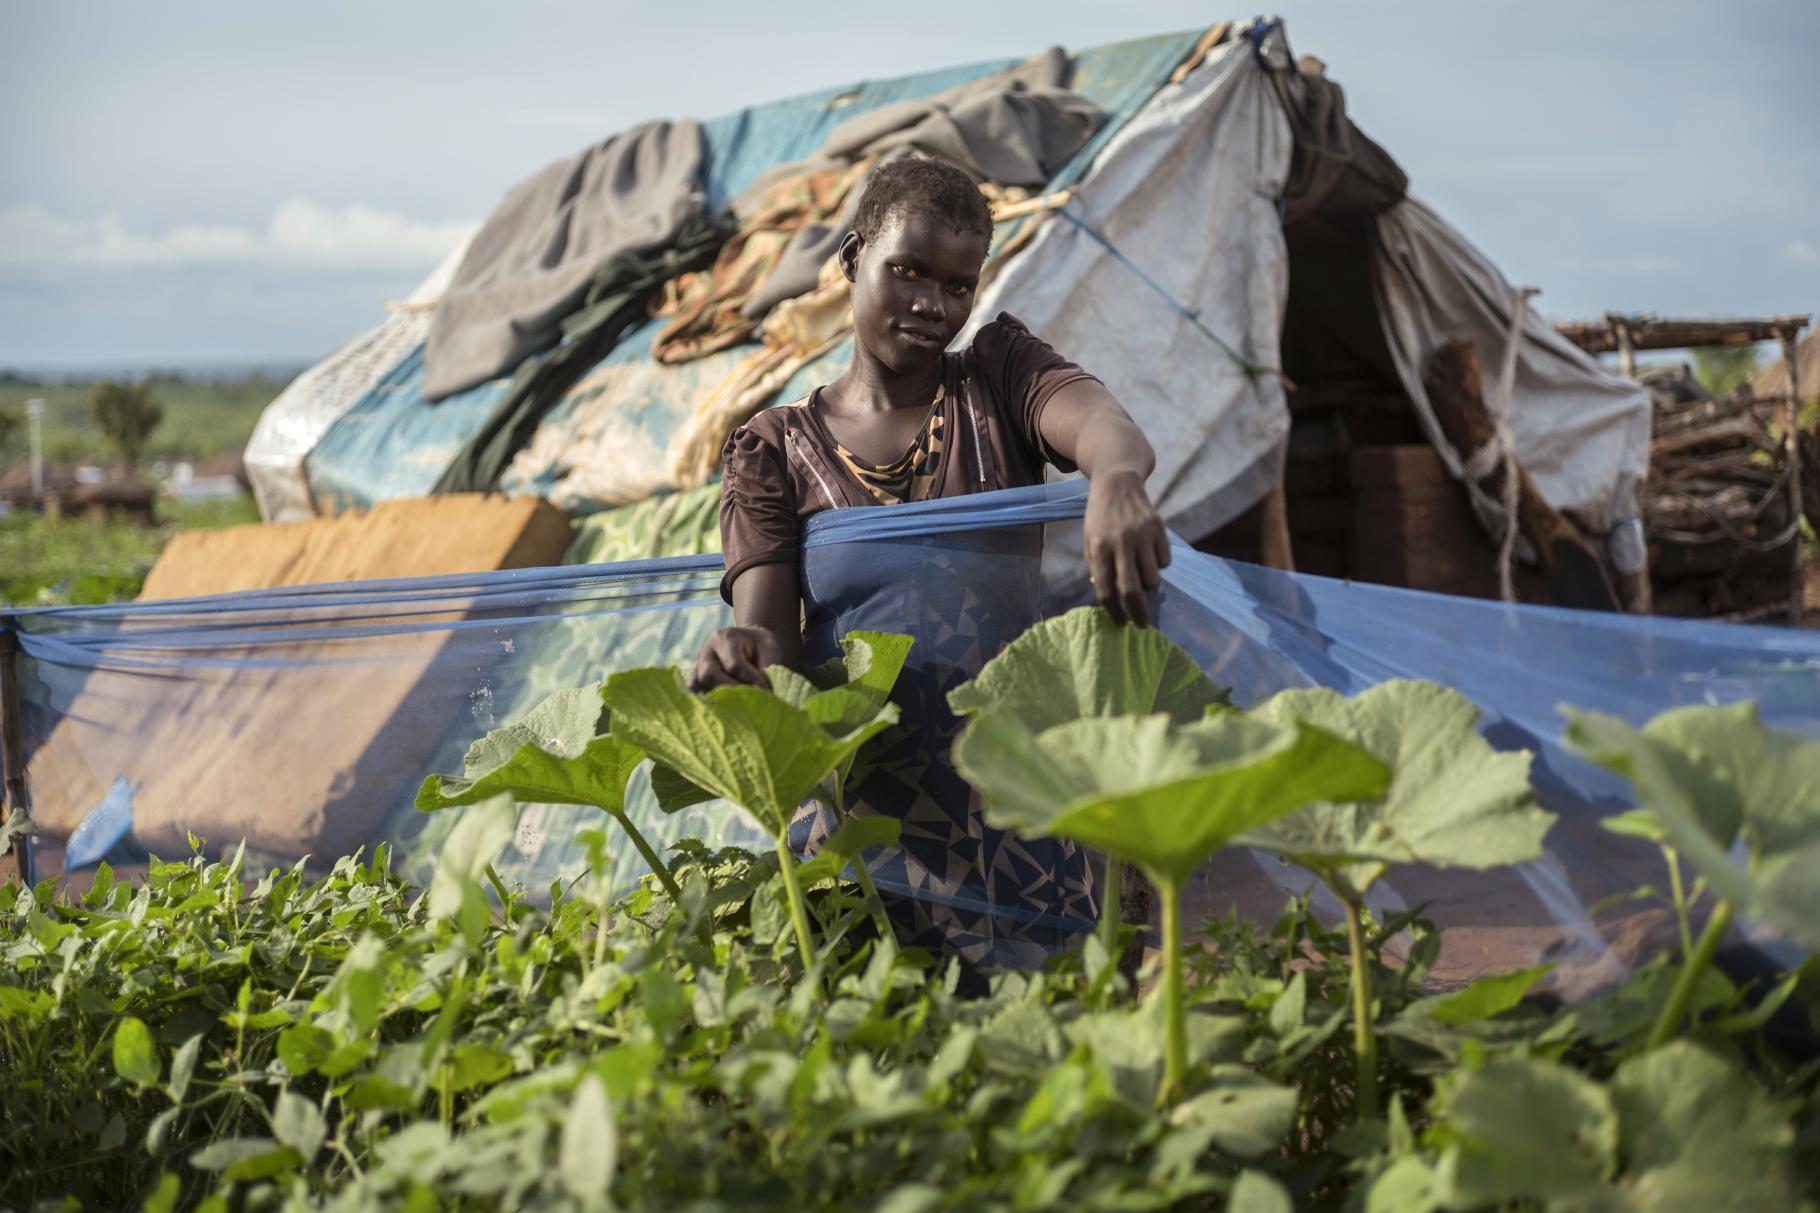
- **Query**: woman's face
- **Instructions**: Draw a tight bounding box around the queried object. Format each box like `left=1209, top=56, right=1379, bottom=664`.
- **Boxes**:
left=842, top=208, right=989, bottom=376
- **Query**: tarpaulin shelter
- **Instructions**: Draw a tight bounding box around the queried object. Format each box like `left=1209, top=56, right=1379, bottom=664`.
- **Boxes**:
left=249, top=20, right=1649, bottom=580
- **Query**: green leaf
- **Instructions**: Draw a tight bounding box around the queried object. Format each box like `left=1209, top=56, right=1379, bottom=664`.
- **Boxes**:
left=1228, top=1170, right=1293, bottom=1213
left=794, top=815, right=901, bottom=887
left=807, top=630, right=914, bottom=702
left=955, top=710, right=1388, bottom=888
left=418, top=687, right=646, bottom=815
left=1565, top=702, right=1820, bottom=949
left=188, top=1137, right=303, bottom=1181
left=431, top=1043, right=514, bottom=1093
left=1241, top=681, right=1553, bottom=898
left=559, top=1074, right=618, bottom=1200
left=113, top=1016, right=159, bottom=1088
left=948, top=605, right=1229, bottom=728
left=425, top=795, right=517, bottom=922
left=1435, top=1055, right=1618, bottom=1207
left=271, top=1090, right=325, bottom=1161
left=1165, top=1070, right=1298, bottom=1159
left=603, top=666, right=896, bottom=839
left=143, top=1173, right=181, bottom=1213
left=165, top=1033, right=203, bottom=1103
left=1605, top=1041, right=1795, bottom=1210
left=276, top=1024, right=335, bottom=1077
left=462, top=685, right=607, bottom=777
left=1405, top=964, right=1553, bottom=1027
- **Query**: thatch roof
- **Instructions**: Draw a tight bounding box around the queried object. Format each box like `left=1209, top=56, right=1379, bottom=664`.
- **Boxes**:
left=1750, top=330, right=1819, bottom=402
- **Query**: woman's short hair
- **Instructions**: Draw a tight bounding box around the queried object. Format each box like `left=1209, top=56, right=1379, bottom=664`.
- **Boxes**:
left=851, top=156, right=994, bottom=247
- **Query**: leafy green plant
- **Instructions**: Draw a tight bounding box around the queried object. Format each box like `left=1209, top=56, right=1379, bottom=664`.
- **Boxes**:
left=603, top=631, right=909, bottom=966
left=949, top=606, right=1232, bottom=950
left=416, top=686, right=682, bottom=902
left=955, top=707, right=1388, bottom=1101
left=1566, top=701, right=1820, bottom=1046
left=1240, top=680, right=1555, bottom=1119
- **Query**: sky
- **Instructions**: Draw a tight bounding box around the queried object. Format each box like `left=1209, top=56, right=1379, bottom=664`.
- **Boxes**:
left=1, top=0, right=1815, bottom=370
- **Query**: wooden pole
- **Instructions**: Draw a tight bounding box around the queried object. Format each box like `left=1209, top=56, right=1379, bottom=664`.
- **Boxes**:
left=1, top=627, right=33, bottom=886
left=1616, top=319, right=1637, bottom=381
left=1258, top=479, right=1296, bottom=571
left=1784, top=331, right=1807, bottom=624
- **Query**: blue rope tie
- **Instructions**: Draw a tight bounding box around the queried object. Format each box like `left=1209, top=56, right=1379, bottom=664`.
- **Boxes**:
left=1053, top=204, right=1279, bottom=382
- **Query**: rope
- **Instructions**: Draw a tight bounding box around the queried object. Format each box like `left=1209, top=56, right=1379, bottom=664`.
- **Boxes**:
left=1469, top=286, right=1538, bottom=603
left=1053, top=205, right=1284, bottom=383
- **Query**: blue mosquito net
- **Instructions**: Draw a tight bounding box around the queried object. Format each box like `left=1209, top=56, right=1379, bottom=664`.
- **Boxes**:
left=5, top=481, right=1817, bottom=994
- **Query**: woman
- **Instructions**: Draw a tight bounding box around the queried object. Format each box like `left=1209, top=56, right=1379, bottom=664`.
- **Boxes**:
left=692, top=156, right=1170, bottom=966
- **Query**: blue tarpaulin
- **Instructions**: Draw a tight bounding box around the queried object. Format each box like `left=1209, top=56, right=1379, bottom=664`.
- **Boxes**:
left=6, top=483, right=1816, bottom=991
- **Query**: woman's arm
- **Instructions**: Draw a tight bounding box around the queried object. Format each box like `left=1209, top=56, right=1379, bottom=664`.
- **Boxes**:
left=688, top=562, right=803, bottom=691
left=1037, top=381, right=1172, bottom=627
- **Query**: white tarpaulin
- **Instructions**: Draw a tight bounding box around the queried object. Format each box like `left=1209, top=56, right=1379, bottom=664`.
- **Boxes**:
left=1372, top=198, right=1652, bottom=536
left=963, top=29, right=1294, bottom=556
left=244, top=234, right=474, bottom=523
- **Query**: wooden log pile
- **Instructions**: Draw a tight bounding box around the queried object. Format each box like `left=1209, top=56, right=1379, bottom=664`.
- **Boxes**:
left=1639, top=363, right=1800, bottom=619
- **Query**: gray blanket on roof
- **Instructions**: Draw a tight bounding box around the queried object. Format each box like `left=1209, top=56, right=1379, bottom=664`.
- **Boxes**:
left=422, top=119, right=705, bottom=403
left=739, top=48, right=1103, bottom=322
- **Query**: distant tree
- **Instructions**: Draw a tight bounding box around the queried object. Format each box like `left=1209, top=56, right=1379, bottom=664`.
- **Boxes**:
left=1690, top=344, right=1763, bottom=399
left=88, top=380, right=164, bottom=472
left=0, top=402, right=21, bottom=460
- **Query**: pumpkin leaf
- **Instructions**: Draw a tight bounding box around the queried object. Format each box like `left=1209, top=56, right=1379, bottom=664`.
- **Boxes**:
left=948, top=605, right=1229, bottom=729
left=954, top=710, right=1388, bottom=889
left=1435, top=1044, right=1796, bottom=1212
left=1240, top=681, right=1553, bottom=899
left=806, top=630, right=914, bottom=704
left=1564, top=702, right=1820, bottom=949
left=461, top=686, right=606, bottom=778
left=603, top=666, right=897, bottom=840
left=418, top=685, right=645, bottom=815
left=1435, top=1054, right=1618, bottom=1207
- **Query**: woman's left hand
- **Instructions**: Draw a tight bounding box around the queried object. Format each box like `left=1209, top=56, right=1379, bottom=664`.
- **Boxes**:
left=1083, top=469, right=1171, bottom=627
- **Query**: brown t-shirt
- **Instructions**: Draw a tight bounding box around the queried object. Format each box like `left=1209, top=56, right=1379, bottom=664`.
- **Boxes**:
left=718, top=313, right=1098, bottom=601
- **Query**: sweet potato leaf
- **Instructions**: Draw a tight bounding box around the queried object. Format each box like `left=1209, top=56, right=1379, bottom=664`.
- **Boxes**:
left=954, top=711, right=1388, bottom=888
left=1240, top=681, right=1553, bottom=897
left=947, top=606, right=1230, bottom=729
left=1565, top=702, right=1820, bottom=950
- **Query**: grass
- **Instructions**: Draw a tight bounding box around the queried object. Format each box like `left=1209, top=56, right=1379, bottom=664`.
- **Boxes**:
left=0, top=495, right=262, bottom=606
left=0, top=374, right=290, bottom=467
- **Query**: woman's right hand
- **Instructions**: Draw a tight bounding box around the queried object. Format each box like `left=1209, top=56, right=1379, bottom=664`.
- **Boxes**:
left=688, top=625, right=787, bottom=692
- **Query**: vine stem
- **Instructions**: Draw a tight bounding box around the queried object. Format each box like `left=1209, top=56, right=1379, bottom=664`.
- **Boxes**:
left=1159, top=879, right=1186, bottom=1105
left=774, top=837, right=819, bottom=969
left=1343, top=894, right=1379, bottom=1122
left=1098, top=856, right=1123, bottom=963
left=613, top=809, right=713, bottom=948
left=1661, top=843, right=1693, bottom=961
left=612, top=810, right=683, bottom=902
left=1647, top=898, right=1732, bottom=1049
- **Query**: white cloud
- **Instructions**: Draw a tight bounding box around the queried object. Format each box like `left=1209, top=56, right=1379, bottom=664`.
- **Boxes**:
left=1785, top=239, right=1820, bottom=265
left=0, top=200, right=477, bottom=270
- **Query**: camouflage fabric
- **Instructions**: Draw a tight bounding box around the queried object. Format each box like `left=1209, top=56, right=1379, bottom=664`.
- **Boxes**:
left=651, top=160, right=870, bottom=364
left=564, top=482, right=725, bottom=565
